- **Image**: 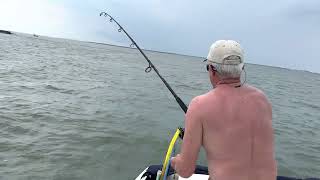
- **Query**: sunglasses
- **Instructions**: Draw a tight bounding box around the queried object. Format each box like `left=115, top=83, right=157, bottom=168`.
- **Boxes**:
left=206, top=65, right=216, bottom=71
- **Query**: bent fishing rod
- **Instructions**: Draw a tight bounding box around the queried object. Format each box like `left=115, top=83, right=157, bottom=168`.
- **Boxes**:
left=100, top=12, right=186, bottom=137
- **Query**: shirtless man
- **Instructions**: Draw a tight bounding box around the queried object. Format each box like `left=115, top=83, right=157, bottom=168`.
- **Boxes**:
left=171, top=40, right=277, bottom=180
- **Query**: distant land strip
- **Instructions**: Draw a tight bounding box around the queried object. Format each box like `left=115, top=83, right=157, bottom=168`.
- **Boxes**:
left=0, top=30, right=12, bottom=34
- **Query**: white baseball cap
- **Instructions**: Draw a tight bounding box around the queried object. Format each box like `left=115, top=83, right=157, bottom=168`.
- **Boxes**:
left=206, top=40, right=244, bottom=67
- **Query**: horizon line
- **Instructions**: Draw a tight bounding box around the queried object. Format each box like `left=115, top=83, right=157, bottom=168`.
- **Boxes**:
left=2, top=29, right=319, bottom=75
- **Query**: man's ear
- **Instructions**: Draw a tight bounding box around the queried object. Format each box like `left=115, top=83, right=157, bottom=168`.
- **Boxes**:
left=211, top=69, right=216, bottom=76
left=211, top=65, right=216, bottom=75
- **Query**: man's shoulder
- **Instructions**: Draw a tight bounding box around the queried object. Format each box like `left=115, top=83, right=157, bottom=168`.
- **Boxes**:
left=188, top=91, right=218, bottom=111
left=188, top=93, right=210, bottom=109
left=242, top=84, right=263, bottom=95
left=192, top=91, right=215, bottom=103
left=245, top=85, right=271, bottom=106
left=189, top=95, right=204, bottom=107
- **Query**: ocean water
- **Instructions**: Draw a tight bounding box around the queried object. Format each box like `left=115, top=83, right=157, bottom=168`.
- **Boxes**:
left=0, top=32, right=319, bottom=180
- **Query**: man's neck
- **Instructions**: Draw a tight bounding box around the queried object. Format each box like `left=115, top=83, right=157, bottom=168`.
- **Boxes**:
left=216, top=78, right=241, bottom=88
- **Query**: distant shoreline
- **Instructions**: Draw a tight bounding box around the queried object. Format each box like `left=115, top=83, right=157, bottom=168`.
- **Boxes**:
left=1, top=30, right=319, bottom=74
left=0, top=30, right=12, bottom=35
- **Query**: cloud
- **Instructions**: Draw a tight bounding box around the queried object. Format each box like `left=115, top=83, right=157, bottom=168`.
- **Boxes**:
left=0, top=0, right=68, bottom=36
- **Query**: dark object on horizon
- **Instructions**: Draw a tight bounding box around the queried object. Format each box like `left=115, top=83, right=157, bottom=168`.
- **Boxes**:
left=33, top=34, right=39, bottom=37
left=0, top=30, right=12, bottom=34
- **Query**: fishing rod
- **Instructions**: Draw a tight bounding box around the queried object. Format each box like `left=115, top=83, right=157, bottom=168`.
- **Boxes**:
left=100, top=12, right=187, bottom=136
left=100, top=12, right=188, bottom=179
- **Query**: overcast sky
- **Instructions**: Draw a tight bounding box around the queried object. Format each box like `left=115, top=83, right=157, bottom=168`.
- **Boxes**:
left=1, top=0, right=319, bottom=73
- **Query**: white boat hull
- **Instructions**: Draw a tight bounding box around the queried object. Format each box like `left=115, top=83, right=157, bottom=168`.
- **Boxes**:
left=135, top=165, right=319, bottom=180
left=135, top=167, right=209, bottom=180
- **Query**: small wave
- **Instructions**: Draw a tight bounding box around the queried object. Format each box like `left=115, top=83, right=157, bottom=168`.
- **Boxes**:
left=176, top=84, right=191, bottom=88
left=176, top=83, right=205, bottom=91
left=275, top=84, right=289, bottom=90
left=14, top=103, right=31, bottom=108
left=44, top=84, right=77, bottom=95
left=19, top=85, right=35, bottom=90
left=4, top=124, right=34, bottom=136
left=293, top=100, right=320, bottom=111
left=45, top=84, right=62, bottom=91
left=80, top=95, right=90, bottom=99
left=61, top=90, right=75, bottom=94
left=31, top=112, right=47, bottom=119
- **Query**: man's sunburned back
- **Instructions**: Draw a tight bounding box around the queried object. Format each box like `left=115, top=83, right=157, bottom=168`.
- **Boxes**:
left=197, top=84, right=277, bottom=180
left=170, top=40, right=277, bottom=179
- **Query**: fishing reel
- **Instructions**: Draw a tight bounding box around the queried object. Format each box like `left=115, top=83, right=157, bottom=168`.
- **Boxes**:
left=178, top=127, right=185, bottom=139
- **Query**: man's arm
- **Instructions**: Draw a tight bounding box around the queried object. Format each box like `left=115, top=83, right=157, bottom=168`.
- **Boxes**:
left=171, top=96, right=203, bottom=178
